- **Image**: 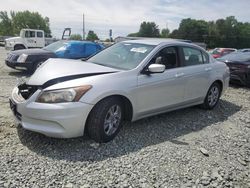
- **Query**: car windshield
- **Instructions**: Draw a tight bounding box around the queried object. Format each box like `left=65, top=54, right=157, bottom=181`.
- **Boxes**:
left=88, top=42, right=156, bottom=70
left=43, top=41, right=68, bottom=53
left=218, top=52, right=250, bottom=62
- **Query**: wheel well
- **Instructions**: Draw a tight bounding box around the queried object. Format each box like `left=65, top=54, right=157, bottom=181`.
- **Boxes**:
left=94, top=95, right=133, bottom=121
left=214, top=80, right=223, bottom=92
left=14, top=44, right=25, bottom=49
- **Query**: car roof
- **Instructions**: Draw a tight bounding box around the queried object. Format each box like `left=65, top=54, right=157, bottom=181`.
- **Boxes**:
left=64, top=40, right=102, bottom=46
left=121, top=39, right=203, bottom=49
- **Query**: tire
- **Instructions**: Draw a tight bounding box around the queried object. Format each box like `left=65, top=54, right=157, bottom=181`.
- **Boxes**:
left=14, top=45, right=25, bottom=51
left=202, top=82, right=221, bottom=110
left=87, top=97, right=124, bottom=143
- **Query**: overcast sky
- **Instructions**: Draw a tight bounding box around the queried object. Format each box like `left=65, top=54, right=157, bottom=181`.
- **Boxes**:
left=1, top=0, right=250, bottom=39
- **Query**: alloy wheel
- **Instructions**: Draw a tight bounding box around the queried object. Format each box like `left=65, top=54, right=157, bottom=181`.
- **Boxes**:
left=208, top=86, right=219, bottom=107
left=104, top=105, right=122, bottom=136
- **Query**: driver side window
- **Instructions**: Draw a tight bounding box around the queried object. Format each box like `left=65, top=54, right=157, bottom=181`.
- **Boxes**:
left=150, top=46, right=178, bottom=69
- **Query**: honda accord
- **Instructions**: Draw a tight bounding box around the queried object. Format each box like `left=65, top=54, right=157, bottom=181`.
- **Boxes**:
left=10, top=39, right=230, bottom=143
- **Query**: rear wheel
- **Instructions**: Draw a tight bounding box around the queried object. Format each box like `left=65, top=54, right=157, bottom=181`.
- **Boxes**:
left=202, top=82, right=221, bottom=110
left=87, top=97, right=123, bottom=143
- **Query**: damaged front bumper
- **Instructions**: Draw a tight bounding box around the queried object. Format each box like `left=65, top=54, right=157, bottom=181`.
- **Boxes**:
left=10, top=85, right=94, bottom=138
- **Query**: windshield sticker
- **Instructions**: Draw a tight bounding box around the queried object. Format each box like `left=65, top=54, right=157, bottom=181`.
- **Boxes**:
left=130, top=47, right=148, bottom=53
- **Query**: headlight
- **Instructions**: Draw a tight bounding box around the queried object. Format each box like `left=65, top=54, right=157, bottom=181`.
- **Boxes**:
left=247, top=65, right=250, bottom=68
left=36, top=85, right=92, bottom=103
left=17, top=54, right=28, bottom=63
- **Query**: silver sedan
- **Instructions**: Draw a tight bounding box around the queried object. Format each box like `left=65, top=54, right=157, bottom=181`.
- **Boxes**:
left=10, top=39, right=230, bottom=142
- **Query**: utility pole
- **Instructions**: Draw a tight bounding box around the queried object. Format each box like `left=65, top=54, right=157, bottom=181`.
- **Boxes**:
left=83, top=13, right=85, bottom=40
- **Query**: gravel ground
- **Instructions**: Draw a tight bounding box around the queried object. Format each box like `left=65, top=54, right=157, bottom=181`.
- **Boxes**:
left=0, top=47, right=249, bottom=188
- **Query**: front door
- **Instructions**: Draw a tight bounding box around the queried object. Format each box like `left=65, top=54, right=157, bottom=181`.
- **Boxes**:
left=23, top=30, right=37, bottom=48
left=135, top=46, right=186, bottom=118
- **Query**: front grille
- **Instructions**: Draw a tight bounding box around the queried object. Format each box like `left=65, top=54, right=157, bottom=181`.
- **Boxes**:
left=18, top=83, right=38, bottom=100
left=7, top=53, right=18, bottom=61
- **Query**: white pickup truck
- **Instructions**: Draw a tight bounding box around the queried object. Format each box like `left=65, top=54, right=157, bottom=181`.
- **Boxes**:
left=5, top=29, right=54, bottom=51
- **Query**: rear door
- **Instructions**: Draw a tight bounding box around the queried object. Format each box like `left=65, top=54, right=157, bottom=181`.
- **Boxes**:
left=179, top=46, right=211, bottom=102
left=36, top=31, right=45, bottom=48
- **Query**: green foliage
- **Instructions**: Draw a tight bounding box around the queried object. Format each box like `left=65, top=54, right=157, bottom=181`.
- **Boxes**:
left=127, top=21, right=160, bottom=37
left=69, top=34, right=82, bottom=40
left=129, top=17, right=250, bottom=48
left=0, top=11, right=14, bottom=35
left=170, top=16, right=250, bottom=48
left=127, top=32, right=138, bottom=37
left=161, top=28, right=170, bottom=38
left=138, top=22, right=160, bottom=37
left=169, top=18, right=209, bottom=42
left=0, top=10, right=51, bottom=36
left=86, top=30, right=99, bottom=41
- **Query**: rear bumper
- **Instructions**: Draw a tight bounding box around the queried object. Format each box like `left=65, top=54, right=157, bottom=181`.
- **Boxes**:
left=10, top=87, right=94, bottom=138
left=5, top=60, right=33, bottom=71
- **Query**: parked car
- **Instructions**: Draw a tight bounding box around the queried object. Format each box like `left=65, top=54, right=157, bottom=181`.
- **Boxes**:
left=5, top=40, right=104, bottom=72
left=217, top=52, right=250, bottom=86
left=9, top=39, right=229, bottom=143
left=237, top=48, right=250, bottom=53
left=210, top=48, right=236, bottom=58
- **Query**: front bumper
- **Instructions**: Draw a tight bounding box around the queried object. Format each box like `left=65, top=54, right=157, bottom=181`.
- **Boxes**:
left=5, top=60, right=33, bottom=71
left=5, top=46, right=13, bottom=51
left=10, top=87, right=94, bottom=138
left=229, top=69, right=250, bottom=85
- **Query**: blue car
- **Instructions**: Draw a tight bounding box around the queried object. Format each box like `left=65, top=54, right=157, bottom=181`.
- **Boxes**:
left=47, top=40, right=104, bottom=59
left=5, top=40, right=104, bottom=72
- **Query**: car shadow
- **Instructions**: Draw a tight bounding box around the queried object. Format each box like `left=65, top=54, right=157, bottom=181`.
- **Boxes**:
left=17, top=99, right=241, bottom=162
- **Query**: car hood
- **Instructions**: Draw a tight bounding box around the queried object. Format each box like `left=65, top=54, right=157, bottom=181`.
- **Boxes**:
left=11, top=48, right=54, bottom=56
left=5, top=37, right=21, bottom=41
left=27, top=58, right=119, bottom=87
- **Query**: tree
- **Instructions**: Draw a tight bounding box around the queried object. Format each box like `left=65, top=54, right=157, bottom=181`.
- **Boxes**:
left=169, top=18, right=208, bottom=42
left=0, top=10, right=51, bottom=36
left=127, top=32, right=138, bottom=37
left=70, top=34, right=82, bottom=40
left=86, top=30, right=99, bottom=41
left=161, top=28, right=170, bottom=38
left=0, top=11, right=14, bottom=35
left=138, top=22, right=160, bottom=37
left=127, top=21, right=160, bottom=38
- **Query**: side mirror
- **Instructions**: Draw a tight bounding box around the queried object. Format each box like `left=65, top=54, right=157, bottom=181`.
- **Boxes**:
left=148, top=64, right=165, bottom=73
left=81, top=57, right=88, bottom=61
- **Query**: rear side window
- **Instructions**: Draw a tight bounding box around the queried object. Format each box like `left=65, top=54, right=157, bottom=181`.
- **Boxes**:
left=37, top=32, right=43, bottom=38
left=182, top=47, right=204, bottom=66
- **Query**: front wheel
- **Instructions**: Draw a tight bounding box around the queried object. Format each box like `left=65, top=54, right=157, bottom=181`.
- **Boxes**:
left=87, top=97, right=123, bottom=143
left=202, top=82, right=221, bottom=110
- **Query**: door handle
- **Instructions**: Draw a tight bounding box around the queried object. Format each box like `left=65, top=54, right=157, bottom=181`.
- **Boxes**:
left=175, top=73, right=184, bottom=78
left=205, top=67, right=212, bottom=71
